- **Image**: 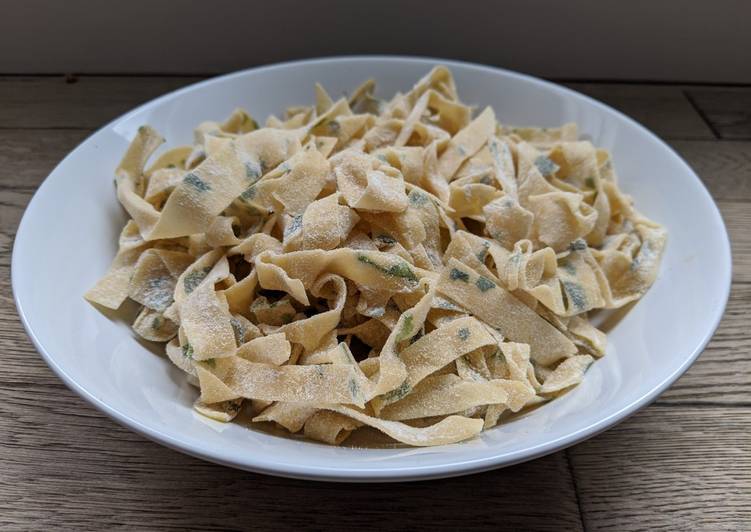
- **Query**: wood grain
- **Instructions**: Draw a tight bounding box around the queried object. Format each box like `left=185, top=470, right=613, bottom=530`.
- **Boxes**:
left=657, top=282, right=751, bottom=405
left=686, top=87, right=751, bottom=139
left=0, top=77, right=718, bottom=142
left=568, top=406, right=751, bottom=531
left=0, top=76, right=201, bottom=129
left=0, top=77, right=749, bottom=530
left=671, top=141, right=751, bottom=202
left=564, top=83, right=715, bottom=140
left=0, top=301, right=583, bottom=531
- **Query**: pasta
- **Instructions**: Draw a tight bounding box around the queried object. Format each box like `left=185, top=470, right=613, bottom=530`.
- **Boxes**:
left=86, top=66, right=666, bottom=447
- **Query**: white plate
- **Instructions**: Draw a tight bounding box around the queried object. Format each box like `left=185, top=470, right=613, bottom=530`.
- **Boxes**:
left=12, top=57, right=731, bottom=482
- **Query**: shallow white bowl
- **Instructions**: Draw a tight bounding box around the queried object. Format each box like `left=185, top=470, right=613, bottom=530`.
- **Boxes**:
left=12, top=57, right=731, bottom=482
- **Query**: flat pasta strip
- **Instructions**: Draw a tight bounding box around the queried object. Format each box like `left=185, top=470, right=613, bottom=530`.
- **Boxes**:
left=86, top=66, right=666, bottom=448
left=84, top=221, right=150, bottom=309
left=196, top=356, right=369, bottom=407
left=437, top=258, right=577, bottom=365
left=380, top=373, right=535, bottom=421
left=324, top=405, right=483, bottom=447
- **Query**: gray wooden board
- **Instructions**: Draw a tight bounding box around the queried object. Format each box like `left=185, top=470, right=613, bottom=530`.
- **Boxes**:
left=0, top=76, right=748, bottom=530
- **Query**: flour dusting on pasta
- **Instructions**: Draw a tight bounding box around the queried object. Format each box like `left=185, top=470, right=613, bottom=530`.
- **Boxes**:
left=86, top=67, right=666, bottom=447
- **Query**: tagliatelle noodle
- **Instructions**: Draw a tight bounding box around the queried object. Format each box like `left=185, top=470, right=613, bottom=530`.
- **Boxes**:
left=87, top=66, right=666, bottom=447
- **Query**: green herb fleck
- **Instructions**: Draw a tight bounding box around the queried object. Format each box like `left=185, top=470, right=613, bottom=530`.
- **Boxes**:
left=348, top=378, right=361, bottom=399
left=476, top=241, right=490, bottom=261
left=562, top=280, right=587, bottom=311
left=584, top=176, right=596, bottom=189
left=383, top=380, right=411, bottom=402
left=357, top=254, right=418, bottom=283
left=204, top=358, right=216, bottom=368
left=457, top=145, right=467, bottom=156
left=560, top=260, right=577, bottom=275
left=631, top=240, right=654, bottom=271
left=534, top=155, right=559, bottom=177
left=570, top=239, right=587, bottom=252
left=396, top=313, right=414, bottom=342
left=230, top=317, right=246, bottom=344
left=183, top=266, right=212, bottom=294
left=183, top=172, right=211, bottom=192
left=450, top=268, right=470, bottom=282
left=182, top=343, right=194, bottom=359
left=151, top=316, right=163, bottom=330
left=226, top=398, right=243, bottom=414
left=281, top=313, right=294, bottom=324
left=284, top=215, right=303, bottom=238
left=167, top=163, right=176, bottom=169
left=240, top=184, right=257, bottom=200
left=457, top=327, right=470, bottom=341
left=314, top=365, right=325, bottom=378
left=144, top=276, right=173, bottom=310
left=475, top=276, right=496, bottom=292
left=245, top=161, right=262, bottom=180
left=409, top=190, right=429, bottom=206
left=376, top=234, right=397, bottom=246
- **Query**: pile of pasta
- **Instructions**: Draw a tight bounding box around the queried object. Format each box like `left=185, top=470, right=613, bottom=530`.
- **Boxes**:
left=86, top=67, right=666, bottom=447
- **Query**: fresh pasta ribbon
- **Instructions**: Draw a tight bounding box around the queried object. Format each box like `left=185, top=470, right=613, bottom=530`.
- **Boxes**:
left=87, top=66, right=665, bottom=447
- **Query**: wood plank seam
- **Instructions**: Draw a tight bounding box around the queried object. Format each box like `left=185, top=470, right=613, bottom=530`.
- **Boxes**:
left=565, top=449, right=589, bottom=532
left=684, top=90, right=721, bottom=139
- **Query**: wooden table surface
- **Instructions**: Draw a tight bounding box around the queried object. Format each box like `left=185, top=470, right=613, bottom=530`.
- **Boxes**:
left=1, top=75, right=749, bottom=531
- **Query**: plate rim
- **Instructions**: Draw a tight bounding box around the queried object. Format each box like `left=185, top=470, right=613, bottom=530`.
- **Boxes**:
left=11, top=55, right=733, bottom=482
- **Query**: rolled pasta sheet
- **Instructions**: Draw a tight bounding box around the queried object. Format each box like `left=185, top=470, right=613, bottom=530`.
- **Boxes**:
left=324, top=405, right=484, bottom=447
left=236, top=333, right=291, bottom=365
left=180, top=281, right=236, bottom=360
left=274, top=274, right=347, bottom=351
left=196, top=356, right=369, bottom=407
left=373, top=316, right=496, bottom=412
left=332, top=149, right=409, bottom=212
left=380, top=373, right=535, bottom=421
left=193, top=398, right=244, bottom=422
left=539, top=355, right=594, bottom=395
left=499, top=342, right=541, bottom=390
left=368, top=280, right=436, bottom=398
left=253, top=402, right=317, bottom=433
left=502, top=123, right=578, bottom=148
left=87, top=66, right=666, bottom=447
left=304, top=411, right=361, bottom=445
left=128, top=249, right=194, bottom=312
left=84, top=221, right=150, bottom=309
left=438, top=107, right=496, bottom=181
left=150, top=129, right=302, bottom=240
left=437, top=258, right=577, bottom=365
left=223, top=269, right=258, bottom=317
left=270, top=149, right=331, bottom=215
left=166, top=337, right=196, bottom=377
left=601, top=223, right=667, bottom=306
left=564, top=315, right=607, bottom=358
left=132, top=306, right=178, bottom=342
left=256, top=248, right=422, bottom=295
left=301, top=193, right=360, bottom=251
